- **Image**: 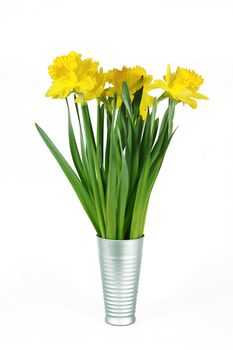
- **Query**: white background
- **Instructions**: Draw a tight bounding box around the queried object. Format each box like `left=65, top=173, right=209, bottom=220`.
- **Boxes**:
left=0, top=0, right=233, bottom=349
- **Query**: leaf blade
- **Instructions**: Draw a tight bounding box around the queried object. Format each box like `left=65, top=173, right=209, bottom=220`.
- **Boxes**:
left=35, top=123, right=100, bottom=234
left=106, top=129, right=117, bottom=239
left=117, top=154, right=129, bottom=240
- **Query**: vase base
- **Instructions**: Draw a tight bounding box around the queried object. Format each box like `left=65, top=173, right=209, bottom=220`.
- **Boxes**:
left=105, top=315, right=136, bottom=326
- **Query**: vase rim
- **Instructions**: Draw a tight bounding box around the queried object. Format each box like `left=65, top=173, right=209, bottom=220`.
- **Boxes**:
left=96, top=235, right=144, bottom=242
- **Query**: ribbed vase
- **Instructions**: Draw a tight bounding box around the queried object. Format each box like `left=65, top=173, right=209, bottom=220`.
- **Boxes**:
left=97, top=236, right=144, bottom=326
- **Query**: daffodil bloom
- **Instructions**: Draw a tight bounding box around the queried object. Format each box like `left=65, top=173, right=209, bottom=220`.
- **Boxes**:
left=139, top=92, right=154, bottom=119
left=46, top=52, right=106, bottom=102
left=106, top=66, right=155, bottom=119
left=153, top=65, right=208, bottom=108
left=75, top=67, right=106, bottom=104
left=46, top=51, right=81, bottom=98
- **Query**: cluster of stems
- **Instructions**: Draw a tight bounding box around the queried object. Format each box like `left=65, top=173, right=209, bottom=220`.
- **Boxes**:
left=36, top=83, right=176, bottom=240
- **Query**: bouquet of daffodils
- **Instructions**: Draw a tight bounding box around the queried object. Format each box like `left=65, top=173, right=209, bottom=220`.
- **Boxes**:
left=36, top=51, right=207, bottom=240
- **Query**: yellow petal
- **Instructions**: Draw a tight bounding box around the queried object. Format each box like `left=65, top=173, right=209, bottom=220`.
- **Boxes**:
left=140, top=108, right=147, bottom=120
left=46, top=79, right=74, bottom=98
left=152, top=79, right=169, bottom=91
left=105, top=87, right=115, bottom=97
left=182, top=97, right=198, bottom=109
left=139, top=92, right=154, bottom=120
left=165, top=64, right=171, bottom=84
left=76, top=76, right=95, bottom=92
left=75, top=94, right=85, bottom=104
left=116, top=95, right=122, bottom=108
left=191, top=92, right=209, bottom=100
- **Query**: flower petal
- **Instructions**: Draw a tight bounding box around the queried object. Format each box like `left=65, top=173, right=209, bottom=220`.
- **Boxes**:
left=152, top=80, right=169, bottom=90
left=191, top=92, right=209, bottom=100
left=182, top=97, right=198, bottom=109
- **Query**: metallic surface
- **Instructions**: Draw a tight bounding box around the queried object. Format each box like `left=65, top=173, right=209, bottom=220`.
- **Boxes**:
left=97, top=236, right=144, bottom=326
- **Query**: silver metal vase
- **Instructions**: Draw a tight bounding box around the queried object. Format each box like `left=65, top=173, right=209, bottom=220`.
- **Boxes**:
left=97, top=235, right=144, bottom=326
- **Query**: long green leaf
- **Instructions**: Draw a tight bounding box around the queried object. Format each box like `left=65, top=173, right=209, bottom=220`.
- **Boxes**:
left=130, top=153, right=150, bottom=239
left=150, top=102, right=174, bottom=165
left=123, top=190, right=136, bottom=239
left=151, top=118, right=159, bottom=148
left=138, top=131, right=177, bottom=236
left=139, top=113, right=152, bottom=169
left=114, top=129, right=122, bottom=180
left=106, top=129, right=117, bottom=239
left=121, top=81, right=133, bottom=117
left=97, top=102, right=104, bottom=170
left=74, top=100, right=94, bottom=200
left=81, top=103, right=96, bottom=150
left=116, top=154, right=129, bottom=240
left=104, top=112, right=111, bottom=177
left=35, top=123, right=100, bottom=234
left=66, top=99, right=87, bottom=187
left=149, top=128, right=177, bottom=191
left=81, top=104, right=106, bottom=237
left=133, top=129, right=176, bottom=239
left=125, top=115, right=132, bottom=183
left=129, top=130, right=139, bottom=195
left=138, top=157, right=164, bottom=237
left=132, top=86, right=143, bottom=120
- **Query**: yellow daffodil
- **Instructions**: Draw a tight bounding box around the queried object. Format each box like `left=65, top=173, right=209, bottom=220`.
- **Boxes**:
left=46, top=51, right=80, bottom=98
left=153, top=65, right=208, bottom=108
left=75, top=66, right=106, bottom=103
left=139, top=92, right=154, bottom=119
left=46, top=52, right=106, bottom=102
left=106, top=66, right=155, bottom=119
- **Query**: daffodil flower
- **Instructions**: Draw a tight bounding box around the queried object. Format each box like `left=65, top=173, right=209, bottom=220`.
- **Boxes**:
left=153, top=64, right=208, bottom=108
left=106, top=66, right=155, bottom=119
left=46, top=52, right=106, bottom=102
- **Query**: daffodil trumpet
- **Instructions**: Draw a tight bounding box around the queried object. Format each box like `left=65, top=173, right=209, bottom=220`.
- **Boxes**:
left=36, top=51, right=208, bottom=240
